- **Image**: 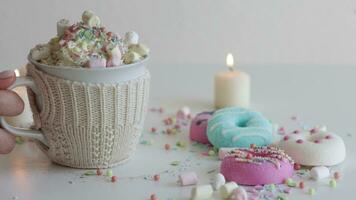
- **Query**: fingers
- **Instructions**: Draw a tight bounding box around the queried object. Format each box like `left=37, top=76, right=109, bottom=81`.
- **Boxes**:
left=0, top=128, right=16, bottom=154
left=0, top=70, right=16, bottom=90
left=0, top=90, right=24, bottom=116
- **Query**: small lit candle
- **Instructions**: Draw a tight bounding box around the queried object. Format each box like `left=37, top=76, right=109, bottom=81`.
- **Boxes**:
left=4, top=69, right=34, bottom=128
left=214, top=53, right=250, bottom=108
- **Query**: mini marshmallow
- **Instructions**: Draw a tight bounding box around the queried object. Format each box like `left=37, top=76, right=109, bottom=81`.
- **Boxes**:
left=178, top=172, right=198, bottom=186
left=310, top=166, right=330, bottom=180
left=220, top=182, right=238, bottom=199
left=82, top=10, right=94, bottom=24
left=30, top=44, right=50, bottom=61
left=176, top=106, right=191, bottom=120
left=82, top=10, right=101, bottom=27
left=124, top=31, right=139, bottom=45
left=191, top=185, right=213, bottom=200
left=129, top=43, right=150, bottom=57
left=57, top=19, right=70, bottom=37
left=230, top=187, right=248, bottom=200
left=212, top=173, right=225, bottom=190
left=86, top=55, right=106, bottom=68
left=123, top=51, right=141, bottom=64
left=218, top=148, right=236, bottom=160
left=106, top=47, right=122, bottom=67
left=88, top=15, right=101, bottom=27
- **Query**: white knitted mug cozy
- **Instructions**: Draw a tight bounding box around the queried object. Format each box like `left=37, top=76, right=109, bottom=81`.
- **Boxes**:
left=0, top=61, right=150, bottom=169
left=27, top=64, right=150, bottom=168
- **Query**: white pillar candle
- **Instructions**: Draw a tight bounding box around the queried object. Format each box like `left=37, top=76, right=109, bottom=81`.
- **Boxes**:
left=4, top=69, right=34, bottom=128
left=214, top=53, right=250, bottom=109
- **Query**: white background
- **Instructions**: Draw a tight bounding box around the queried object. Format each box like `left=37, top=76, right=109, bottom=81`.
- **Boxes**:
left=1, top=0, right=356, bottom=69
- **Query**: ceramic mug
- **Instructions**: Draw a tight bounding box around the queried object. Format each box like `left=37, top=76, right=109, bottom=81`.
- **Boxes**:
left=0, top=56, right=150, bottom=168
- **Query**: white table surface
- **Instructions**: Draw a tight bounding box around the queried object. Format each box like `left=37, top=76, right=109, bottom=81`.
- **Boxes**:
left=0, top=64, right=355, bottom=200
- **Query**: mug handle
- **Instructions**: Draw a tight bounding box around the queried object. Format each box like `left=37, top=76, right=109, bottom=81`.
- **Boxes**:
left=0, top=76, right=48, bottom=146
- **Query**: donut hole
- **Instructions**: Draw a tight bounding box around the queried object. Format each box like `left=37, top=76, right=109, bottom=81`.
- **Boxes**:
left=235, top=120, right=248, bottom=128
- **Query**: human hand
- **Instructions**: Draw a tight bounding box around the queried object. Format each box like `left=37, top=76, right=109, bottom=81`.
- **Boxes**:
left=0, top=70, right=24, bottom=154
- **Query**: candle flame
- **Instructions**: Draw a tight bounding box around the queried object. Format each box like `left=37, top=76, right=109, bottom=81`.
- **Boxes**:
left=14, top=69, right=20, bottom=77
left=226, top=53, right=234, bottom=71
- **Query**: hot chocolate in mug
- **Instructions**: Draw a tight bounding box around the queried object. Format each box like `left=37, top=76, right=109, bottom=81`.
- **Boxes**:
left=0, top=56, right=150, bottom=168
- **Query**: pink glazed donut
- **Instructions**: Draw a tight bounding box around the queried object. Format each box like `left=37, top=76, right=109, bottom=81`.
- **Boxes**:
left=189, top=111, right=214, bottom=144
left=220, top=146, right=294, bottom=186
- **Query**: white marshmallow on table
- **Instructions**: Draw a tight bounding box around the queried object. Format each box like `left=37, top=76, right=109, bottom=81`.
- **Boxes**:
left=128, top=43, right=150, bottom=57
left=57, top=18, right=70, bottom=37
left=310, top=166, right=330, bottom=180
left=123, top=51, right=141, bottom=64
left=178, top=172, right=198, bottom=186
left=124, top=31, right=139, bottom=45
left=212, top=173, right=225, bottom=190
left=230, top=187, right=248, bottom=200
left=218, top=148, right=236, bottom=160
left=191, top=185, right=213, bottom=200
left=176, top=106, right=191, bottom=120
left=220, top=182, right=238, bottom=199
left=30, top=44, right=50, bottom=61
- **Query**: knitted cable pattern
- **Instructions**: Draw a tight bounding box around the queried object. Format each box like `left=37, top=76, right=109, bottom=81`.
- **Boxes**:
left=27, top=64, right=150, bottom=168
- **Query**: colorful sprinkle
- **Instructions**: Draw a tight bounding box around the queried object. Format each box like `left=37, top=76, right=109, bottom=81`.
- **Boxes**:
left=96, top=168, right=103, bottom=176
left=166, top=128, right=173, bottom=134
left=150, top=127, right=157, bottom=133
left=308, top=188, right=316, bottom=195
left=266, top=184, right=276, bottom=191
left=296, top=139, right=303, bottom=144
left=150, top=194, right=158, bottom=200
left=84, top=171, right=96, bottom=176
left=314, top=140, right=320, bottom=144
left=293, top=130, right=300, bottom=134
left=299, top=181, right=305, bottom=189
left=329, top=179, right=337, bottom=188
left=106, top=169, right=113, bottom=177
left=325, top=135, right=332, bottom=139
left=170, top=161, right=180, bottom=166
left=111, top=176, right=118, bottom=182
left=153, top=174, right=160, bottom=181
left=286, top=178, right=296, bottom=187
left=294, top=163, right=301, bottom=170
left=283, top=136, right=289, bottom=141
left=176, top=141, right=186, bottom=148
left=334, top=172, right=341, bottom=180
left=208, top=150, right=215, bottom=156
left=283, top=188, right=291, bottom=194
left=277, top=193, right=287, bottom=200
left=164, top=144, right=171, bottom=150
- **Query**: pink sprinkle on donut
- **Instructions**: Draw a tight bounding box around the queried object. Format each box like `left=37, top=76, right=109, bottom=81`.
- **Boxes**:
left=293, top=130, right=300, bottom=134
left=246, top=153, right=253, bottom=159
left=283, top=136, right=289, bottom=141
left=310, top=128, right=318, bottom=134
left=294, top=163, right=301, bottom=170
left=296, top=139, right=303, bottom=144
left=325, top=135, right=332, bottom=139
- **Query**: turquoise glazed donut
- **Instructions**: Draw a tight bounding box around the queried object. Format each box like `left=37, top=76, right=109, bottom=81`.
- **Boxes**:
left=207, top=107, right=273, bottom=148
